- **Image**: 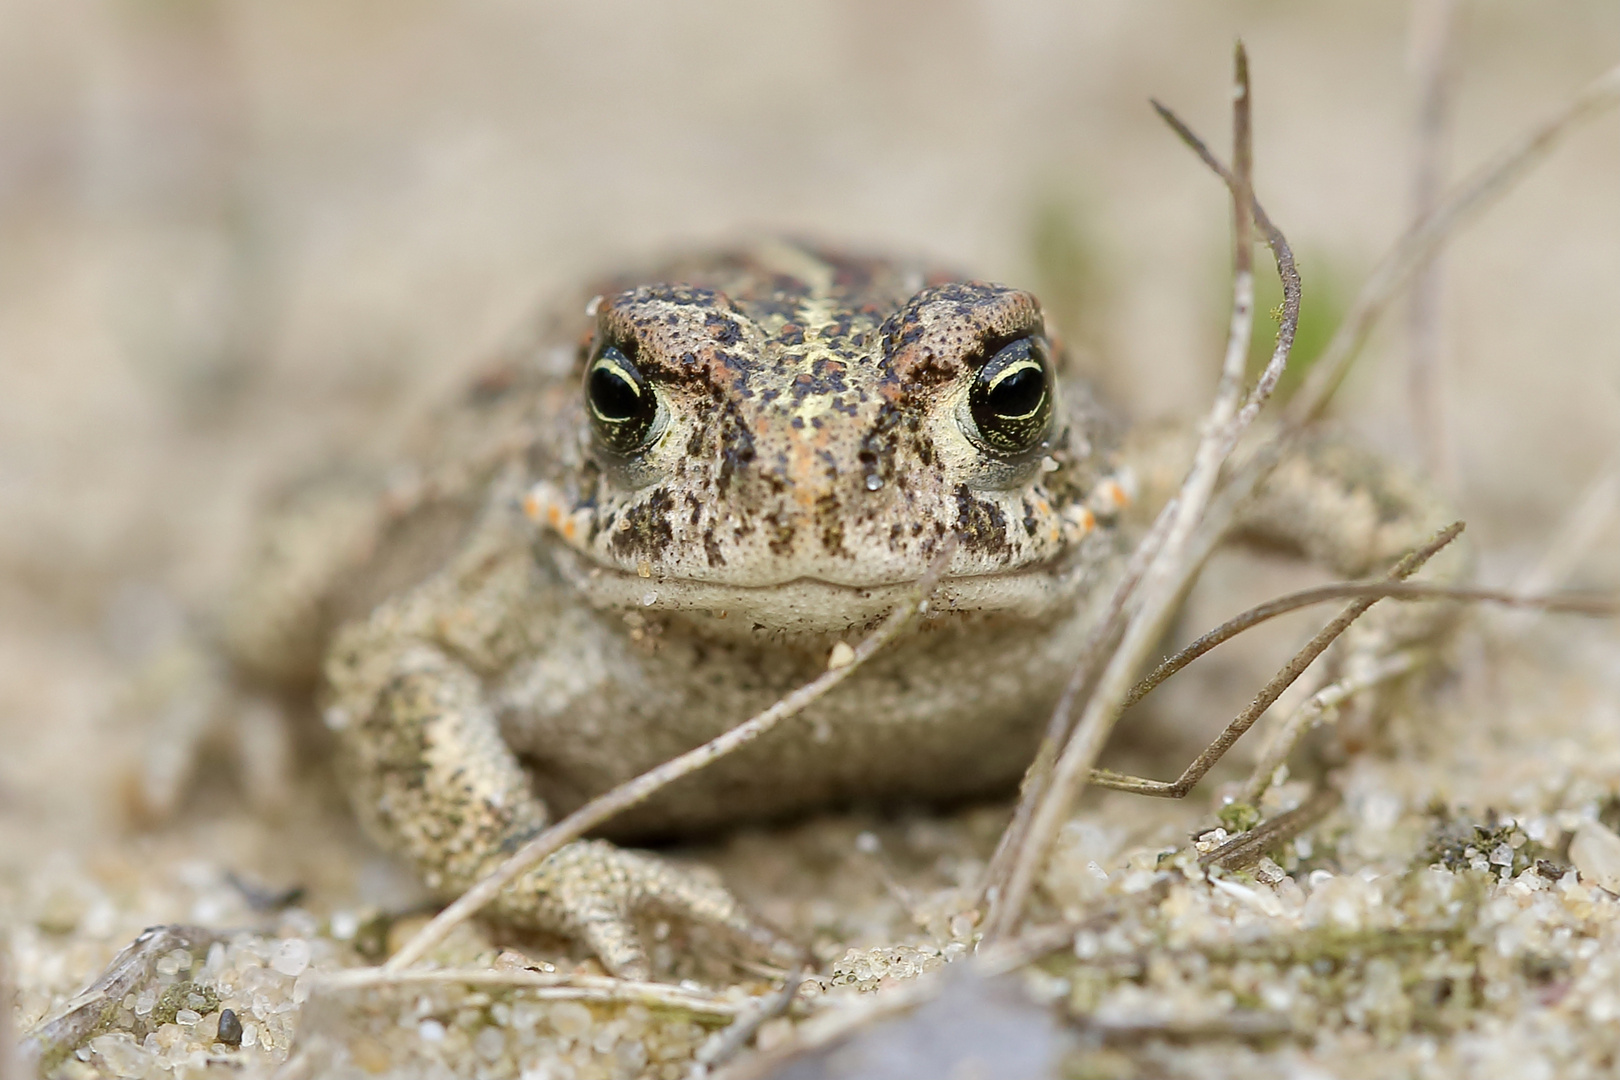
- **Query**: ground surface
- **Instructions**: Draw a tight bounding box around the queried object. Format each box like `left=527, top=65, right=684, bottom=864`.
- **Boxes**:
left=2, top=3, right=1618, bottom=1078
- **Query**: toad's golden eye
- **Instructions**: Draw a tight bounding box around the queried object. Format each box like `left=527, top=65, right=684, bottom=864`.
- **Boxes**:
left=967, top=337, right=1053, bottom=456
left=586, top=344, right=660, bottom=455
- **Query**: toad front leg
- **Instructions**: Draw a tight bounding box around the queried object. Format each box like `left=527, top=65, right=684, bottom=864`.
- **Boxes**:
left=324, top=574, right=787, bottom=979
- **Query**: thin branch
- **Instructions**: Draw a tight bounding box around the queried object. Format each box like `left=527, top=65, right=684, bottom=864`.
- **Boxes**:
left=974, top=499, right=1173, bottom=908
left=1124, top=572, right=1616, bottom=713
left=1513, top=447, right=1620, bottom=597
left=1407, top=0, right=1461, bottom=480
left=1241, top=649, right=1420, bottom=804
left=983, top=43, right=1301, bottom=943
left=694, top=967, right=807, bottom=1073
left=385, top=538, right=958, bottom=971
left=1288, top=60, right=1620, bottom=428
left=1091, top=523, right=1463, bottom=799
left=1200, top=786, right=1343, bottom=871
left=310, top=966, right=744, bottom=1017
left=0, top=948, right=16, bottom=1080
left=1124, top=524, right=1470, bottom=709
left=1173, top=58, right=1620, bottom=692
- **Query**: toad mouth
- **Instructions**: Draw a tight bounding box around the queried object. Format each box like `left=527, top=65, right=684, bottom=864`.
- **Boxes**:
left=547, top=547, right=1099, bottom=635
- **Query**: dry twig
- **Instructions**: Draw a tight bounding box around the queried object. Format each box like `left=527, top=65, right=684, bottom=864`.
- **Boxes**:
left=1180, top=59, right=1620, bottom=611
left=0, top=949, right=17, bottom=1080
left=1123, top=562, right=1617, bottom=710
left=1406, top=0, right=1462, bottom=479
left=693, top=967, right=807, bottom=1074
left=310, top=966, right=744, bottom=1017
left=384, top=537, right=958, bottom=971
left=1089, top=522, right=1462, bottom=799
left=1512, top=447, right=1620, bottom=599
left=983, top=43, right=1301, bottom=943
left=1200, top=785, right=1343, bottom=871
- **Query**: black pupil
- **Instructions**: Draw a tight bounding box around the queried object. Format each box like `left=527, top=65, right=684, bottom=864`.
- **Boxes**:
left=589, top=363, right=641, bottom=422
left=987, top=365, right=1044, bottom=419
left=587, top=345, right=657, bottom=454
left=969, top=338, right=1051, bottom=455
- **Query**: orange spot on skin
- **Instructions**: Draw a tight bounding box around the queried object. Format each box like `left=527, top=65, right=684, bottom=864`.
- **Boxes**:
left=1100, top=480, right=1130, bottom=509
left=522, top=492, right=542, bottom=521
left=561, top=517, right=578, bottom=542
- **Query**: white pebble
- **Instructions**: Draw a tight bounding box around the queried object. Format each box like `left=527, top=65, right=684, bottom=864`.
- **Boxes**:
left=1570, top=820, right=1620, bottom=893
left=417, top=1018, right=446, bottom=1042
left=270, top=938, right=311, bottom=977
left=475, top=1027, right=505, bottom=1061
left=549, top=1000, right=593, bottom=1039
left=329, top=910, right=359, bottom=941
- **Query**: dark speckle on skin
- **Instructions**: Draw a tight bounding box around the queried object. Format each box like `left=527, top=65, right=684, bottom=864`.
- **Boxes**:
left=955, top=484, right=1010, bottom=555
left=763, top=511, right=795, bottom=556
left=609, top=487, right=676, bottom=558
left=555, top=242, right=1094, bottom=585
left=703, top=528, right=725, bottom=567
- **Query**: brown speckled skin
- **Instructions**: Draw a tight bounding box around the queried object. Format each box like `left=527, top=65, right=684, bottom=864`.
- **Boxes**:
left=223, top=240, right=1462, bottom=978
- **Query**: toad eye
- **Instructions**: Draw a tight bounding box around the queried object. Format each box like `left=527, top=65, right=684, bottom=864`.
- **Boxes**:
left=967, top=336, right=1053, bottom=456
left=586, top=344, right=661, bottom=455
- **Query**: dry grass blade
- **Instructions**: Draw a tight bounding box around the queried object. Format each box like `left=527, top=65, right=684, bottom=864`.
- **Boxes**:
left=310, top=966, right=744, bottom=1016
left=693, top=967, right=807, bottom=1074
left=1091, top=523, right=1462, bottom=799
left=1122, top=576, right=1618, bottom=718
left=1200, top=786, right=1343, bottom=872
left=1, top=949, right=16, bottom=1080
left=1406, top=0, right=1461, bottom=479
left=983, top=42, right=1301, bottom=942
left=1179, top=59, right=1620, bottom=622
left=973, top=500, right=1172, bottom=908
left=1123, top=522, right=1463, bottom=711
left=1289, top=60, right=1620, bottom=428
left=385, top=537, right=959, bottom=971
left=19, top=926, right=218, bottom=1074
left=1513, top=448, right=1620, bottom=597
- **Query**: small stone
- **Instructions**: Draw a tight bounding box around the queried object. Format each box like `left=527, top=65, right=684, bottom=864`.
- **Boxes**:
left=474, top=1026, right=506, bottom=1062
left=1570, top=821, right=1620, bottom=893
left=217, top=1008, right=243, bottom=1048
left=1253, top=857, right=1287, bottom=885
left=827, top=641, right=856, bottom=670
left=549, top=1000, right=593, bottom=1039
left=270, top=938, right=311, bottom=976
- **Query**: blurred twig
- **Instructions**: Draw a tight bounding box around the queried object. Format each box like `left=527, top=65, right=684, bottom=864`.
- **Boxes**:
left=982, top=44, right=1301, bottom=943
left=1513, top=447, right=1620, bottom=598
left=1287, top=61, right=1620, bottom=429
left=1089, top=523, right=1462, bottom=799
left=0, top=948, right=17, bottom=1080
left=1181, top=58, right=1620, bottom=653
left=1407, top=0, right=1462, bottom=482
left=311, top=966, right=743, bottom=1016
left=1200, top=786, right=1343, bottom=871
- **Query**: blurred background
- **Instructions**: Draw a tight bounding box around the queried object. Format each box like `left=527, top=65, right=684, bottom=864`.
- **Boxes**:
left=0, top=0, right=1616, bottom=1000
